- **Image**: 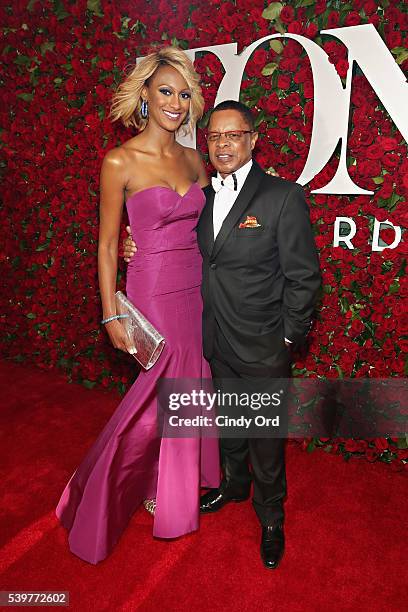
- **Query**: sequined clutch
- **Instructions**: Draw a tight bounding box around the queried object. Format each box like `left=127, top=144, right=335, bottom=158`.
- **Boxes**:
left=115, top=291, right=165, bottom=370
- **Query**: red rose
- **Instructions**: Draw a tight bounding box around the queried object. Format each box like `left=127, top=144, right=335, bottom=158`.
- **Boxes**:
left=264, top=92, right=280, bottom=114
left=363, top=0, right=377, bottom=15
left=377, top=176, right=394, bottom=199
left=366, top=144, right=384, bottom=160
left=327, top=11, right=339, bottom=27
left=280, top=5, right=294, bottom=24
left=288, top=134, right=306, bottom=155
left=393, top=300, right=407, bottom=318
left=99, top=59, right=113, bottom=71
left=280, top=56, right=300, bottom=71
left=314, top=235, right=327, bottom=249
left=368, top=15, right=380, bottom=27
left=298, top=61, right=313, bottom=83
left=345, top=11, right=361, bottom=26
left=303, top=80, right=314, bottom=99
left=396, top=447, right=408, bottom=462
left=315, top=0, right=327, bottom=15
left=335, top=59, right=349, bottom=78
left=377, top=136, right=399, bottom=151
left=287, top=92, right=300, bottom=106
left=252, top=49, right=267, bottom=68
left=287, top=22, right=302, bottom=34
left=291, top=105, right=302, bottom=117
left=324, top=40, right=345, bottom=62
left=365, top=448, right=379, bottom=462
left=349, top=319, right=365, bottom=338
left=221, top=15, right=238, bottom=32
left=387, top=31, right=402, bottom=48
left=305, top=23, right=318, bottom=39
left=383, top=153, right=400, bottom=171
left=350, top=130, right=374, bottom=149
left=277, top=74, right=291, bottom=90
left=65, top=78, right=76, bottom=94
left=401, top=159, right=408, bottom=175
left=184, top=28, right=196, bottom=41
left=304, top=100, right=313, bottom=118
left=85, top=114, right=100, bottom=129
left=201, top=20, right=218, bottom=35
left=55, top=41, right=71, bottom=55
left=95, top=84, right=111, bottom=101
left=345, top=439, right=360, bottom=452
left=267, top=127, right=287, bottom=145
left=374, top=438, right=389, bottom=451
left=112, top=15, right=122, bottom=32
left=351, top=90, right=368, bottom=108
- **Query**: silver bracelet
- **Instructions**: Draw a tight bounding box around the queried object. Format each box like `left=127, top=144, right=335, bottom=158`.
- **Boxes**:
left=101, top=314, right=129, bottom=325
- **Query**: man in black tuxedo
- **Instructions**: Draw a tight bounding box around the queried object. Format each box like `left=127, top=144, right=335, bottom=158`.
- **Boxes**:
left=123, top=100, right=320, bottom=569
left=197, top=100, right=320, bottom=569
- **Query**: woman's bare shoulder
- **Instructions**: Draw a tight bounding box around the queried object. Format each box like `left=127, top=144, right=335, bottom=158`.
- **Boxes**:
left=102, top=145, right=127, bottom=169
left=102, top=138, right=145, bottom=176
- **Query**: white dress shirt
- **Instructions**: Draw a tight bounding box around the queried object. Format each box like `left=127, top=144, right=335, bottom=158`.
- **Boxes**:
left=212, top=158, right=253, bottom=239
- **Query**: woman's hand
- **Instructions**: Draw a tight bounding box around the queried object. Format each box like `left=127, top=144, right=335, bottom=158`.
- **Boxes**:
left=104, top=319, right=136, bottom=354
left=123, top=226, right=137, bottom=262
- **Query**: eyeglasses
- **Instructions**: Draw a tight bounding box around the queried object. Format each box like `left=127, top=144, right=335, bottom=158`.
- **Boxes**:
left=206, top=130, right=254, bottom=142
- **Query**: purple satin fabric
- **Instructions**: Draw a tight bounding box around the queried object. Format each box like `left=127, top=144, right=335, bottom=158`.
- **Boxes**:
left=56, top=183, right=220, bottom=564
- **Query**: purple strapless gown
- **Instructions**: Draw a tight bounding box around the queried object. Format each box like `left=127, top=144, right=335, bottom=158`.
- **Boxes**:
left=55, top=183, right=220, bottom=564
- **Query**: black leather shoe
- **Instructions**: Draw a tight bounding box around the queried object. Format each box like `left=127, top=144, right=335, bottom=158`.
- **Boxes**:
left=260, top=522, right=285, bottom=569
left=200, top=487, right=249, bottom=513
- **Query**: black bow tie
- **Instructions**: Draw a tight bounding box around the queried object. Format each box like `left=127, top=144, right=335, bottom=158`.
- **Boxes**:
left=211, top=173, right=238, bottom=192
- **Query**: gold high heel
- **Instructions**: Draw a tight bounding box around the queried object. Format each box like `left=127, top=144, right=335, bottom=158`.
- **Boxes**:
left=143, top=499, right=156, bottom=516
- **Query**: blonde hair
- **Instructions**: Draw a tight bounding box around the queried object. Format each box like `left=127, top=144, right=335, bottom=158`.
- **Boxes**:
left=110, top=46, right=204, bottom=135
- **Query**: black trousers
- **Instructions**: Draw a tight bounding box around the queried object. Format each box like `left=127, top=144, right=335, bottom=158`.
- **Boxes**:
left=210, top=323, right=291, bottom=526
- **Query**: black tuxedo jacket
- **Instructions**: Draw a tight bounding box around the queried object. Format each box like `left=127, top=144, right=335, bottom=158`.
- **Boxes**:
left=196, top=161, right=321, bottom=363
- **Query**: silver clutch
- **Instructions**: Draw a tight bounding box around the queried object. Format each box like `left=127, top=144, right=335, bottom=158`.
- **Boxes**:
left=115, top=291, right=165, bottom=370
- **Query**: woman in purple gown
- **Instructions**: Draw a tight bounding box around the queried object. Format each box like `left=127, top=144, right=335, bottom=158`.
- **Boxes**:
left=55, top=47, right=220, bottom=564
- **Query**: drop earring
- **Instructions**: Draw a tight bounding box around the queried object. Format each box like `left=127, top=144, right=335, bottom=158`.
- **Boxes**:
left=141, top=99, right=148, bottom=119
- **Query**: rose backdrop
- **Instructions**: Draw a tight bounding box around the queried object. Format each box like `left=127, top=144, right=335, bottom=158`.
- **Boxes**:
left=0, top=0, right=407, bottom=467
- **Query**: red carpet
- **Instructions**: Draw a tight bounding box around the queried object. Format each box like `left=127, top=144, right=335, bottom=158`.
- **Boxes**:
left=0, top=360, right=406, bottom=611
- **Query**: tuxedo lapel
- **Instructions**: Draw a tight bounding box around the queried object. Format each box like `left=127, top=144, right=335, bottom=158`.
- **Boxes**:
left=211, top=161, right=264, bottom=260
left=198, top=185, right=215, bottom=255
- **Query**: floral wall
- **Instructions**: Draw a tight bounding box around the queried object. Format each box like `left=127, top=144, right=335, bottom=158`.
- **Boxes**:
left=0, top=0, right=407, bottom=466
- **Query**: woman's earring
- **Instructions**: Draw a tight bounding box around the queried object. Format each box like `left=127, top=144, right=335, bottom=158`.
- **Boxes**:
left=141, top=99, right=148, bottom=119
